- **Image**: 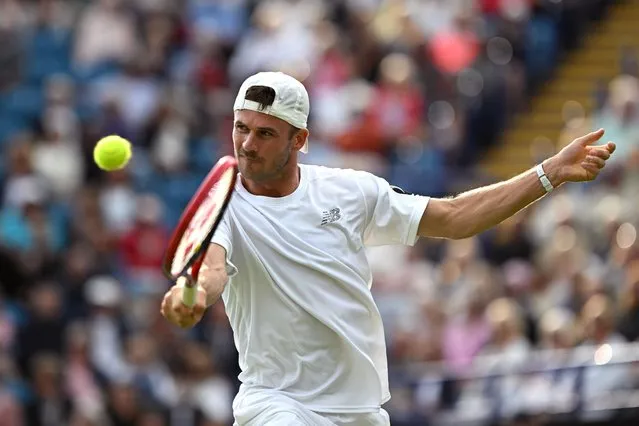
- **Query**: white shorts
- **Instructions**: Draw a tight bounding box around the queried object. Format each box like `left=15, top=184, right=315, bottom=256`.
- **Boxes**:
left=233, top=390, right=391, bottom=426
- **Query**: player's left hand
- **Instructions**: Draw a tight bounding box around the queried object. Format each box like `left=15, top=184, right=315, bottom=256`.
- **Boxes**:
left=547, top=128, right=616, bottom=184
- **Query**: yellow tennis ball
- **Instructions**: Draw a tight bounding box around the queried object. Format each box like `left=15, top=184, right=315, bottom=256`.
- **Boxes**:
left=93, top=135, right=132, bottom=171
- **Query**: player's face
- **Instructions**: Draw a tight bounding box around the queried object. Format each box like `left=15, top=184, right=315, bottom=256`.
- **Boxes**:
left=232, top=110, right=301, bottom=182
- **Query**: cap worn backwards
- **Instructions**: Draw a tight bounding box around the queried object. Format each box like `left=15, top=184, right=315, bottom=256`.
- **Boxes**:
left=233, top=72, right=310, bottom=153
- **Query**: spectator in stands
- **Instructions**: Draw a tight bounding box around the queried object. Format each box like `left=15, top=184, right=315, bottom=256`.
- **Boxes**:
left=307, top=21, right=355, bottom=140
left=124, top=332, right=177, bottom=407
left=2, top=137, right=47, bottom=210
left=97, top=97, right=132, bottom=143
left=104, top=382, right=141, bottom=425
left=582, top=294, right=626, bottom=346
left=539, top=307, right=578, bottom=351
left=24, top=353, right=73, bottom=425
left=145, top=101, right=190, bottom=173
left=580, top=294, right=632, bottom=420
left=200, top=301, right=241, bottom=390
left=182, top=341, right=234, bottom=425
left=453, top=298, right=532, bottom=420
left=15, top=283, right=66, bottom=379
left=73, top=0, right=138, bottom=72
left=99, top=59, right=164, bottom=140
left=482, top=297, right=532, bottom=368
left=99, top=171, right=138, bottom=236
left=482, top=212, right=534, bottom=266
left=0, top=295, right=18, bottom=353
left=85, top=276, right=130, bottom=385
left=593, top=75, right=639, bottom=173
left=228, top=1, right=322, bottom=84
left=535, top=308, right=580, bottom=414
left=0, top=138, right=67, bottom=282
left=618, top=260, right=639, bottom=341
left=442, top=286, right=491, bottom=374
left=63, top=321, right=105, bottom=424
left=70, top=188, right=114, bottom=260
left=119, top=194, right=169, bottom=295
left=0, top=388, right=22, bottom=426
left=0, top=352, right=24, bottom=425
left=187, top=0, right=248, bottom=47
left=31, top=77, right=85, bottom=200
left=370, top=53, right=424, bottom=144
left=0, top=0, right=29, bottom=32
left=620, top=46, right=638, bottom=77
left=59, top=242, right=100, bottom=320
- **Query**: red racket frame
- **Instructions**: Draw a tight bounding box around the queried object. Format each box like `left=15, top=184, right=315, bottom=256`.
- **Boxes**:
left=162, top=155, right=238, bottom=285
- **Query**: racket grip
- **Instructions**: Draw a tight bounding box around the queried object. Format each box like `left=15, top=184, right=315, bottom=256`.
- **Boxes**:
left=182, top=285, right=197, bottom=307
left=176, top=276, right=197, bottom=307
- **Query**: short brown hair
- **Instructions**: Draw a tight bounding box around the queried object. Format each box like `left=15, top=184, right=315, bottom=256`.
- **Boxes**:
left=244, top=85, right=300, bottom=139
left=244, top=85, right=276, bottom=111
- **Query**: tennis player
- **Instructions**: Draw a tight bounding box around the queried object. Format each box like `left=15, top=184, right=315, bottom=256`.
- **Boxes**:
left=161, top=71, right=615, bottom=425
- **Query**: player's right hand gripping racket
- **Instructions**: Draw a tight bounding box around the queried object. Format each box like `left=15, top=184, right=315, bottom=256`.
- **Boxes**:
left=162, top=155, right=238, bottom=307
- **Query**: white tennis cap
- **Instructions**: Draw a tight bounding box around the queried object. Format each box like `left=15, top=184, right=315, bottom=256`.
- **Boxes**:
left=233, top=71, right=310, bottom=153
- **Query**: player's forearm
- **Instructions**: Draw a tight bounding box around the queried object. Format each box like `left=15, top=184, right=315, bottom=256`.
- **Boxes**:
left=197, top=244, right=231, bottom=306
left=419, top=158, right=563, bottom=239
left=199, top=266, right=228, bottom=306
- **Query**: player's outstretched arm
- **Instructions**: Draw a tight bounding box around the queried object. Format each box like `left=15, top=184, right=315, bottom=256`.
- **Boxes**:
left=418, top=129, right=616, bottom=240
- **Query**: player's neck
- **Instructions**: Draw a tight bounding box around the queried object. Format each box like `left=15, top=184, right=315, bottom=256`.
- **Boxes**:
left=242, top=165, right=301, bottom=198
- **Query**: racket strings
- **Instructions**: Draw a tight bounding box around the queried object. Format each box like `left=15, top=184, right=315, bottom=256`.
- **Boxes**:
left=170, top=169, right=236, bottom=276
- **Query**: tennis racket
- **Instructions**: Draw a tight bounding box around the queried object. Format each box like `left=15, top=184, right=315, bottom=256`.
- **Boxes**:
left=163, top=155, right=238, bottom=306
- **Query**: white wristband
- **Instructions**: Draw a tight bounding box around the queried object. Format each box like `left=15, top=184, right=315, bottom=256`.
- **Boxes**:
left=536, top=164, right=554, bottom=193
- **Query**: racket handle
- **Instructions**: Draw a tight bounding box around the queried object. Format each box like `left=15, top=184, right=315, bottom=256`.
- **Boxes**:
left=176, top=276, right=197, bottom=307
left=182, top=285, right=197, bottom=307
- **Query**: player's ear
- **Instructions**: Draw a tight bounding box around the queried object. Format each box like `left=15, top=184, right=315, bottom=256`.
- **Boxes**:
left=293, top=128, right=309, bottom=152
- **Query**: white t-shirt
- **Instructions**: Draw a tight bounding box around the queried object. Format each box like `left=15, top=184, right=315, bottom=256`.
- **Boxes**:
left=211, top=164, right=429, bottom=413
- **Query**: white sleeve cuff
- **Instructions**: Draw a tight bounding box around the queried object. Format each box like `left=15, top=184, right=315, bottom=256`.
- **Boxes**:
left=404, top=196, right=430, bottom=246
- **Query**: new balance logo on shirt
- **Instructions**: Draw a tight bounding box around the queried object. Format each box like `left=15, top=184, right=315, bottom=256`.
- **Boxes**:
left=321, top=208, right=341, bottom=225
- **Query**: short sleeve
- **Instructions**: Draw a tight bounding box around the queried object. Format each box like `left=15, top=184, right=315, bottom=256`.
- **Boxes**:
left=356, top=172, right=430, bottom=247
left=210, top=214, right=239, bottom=277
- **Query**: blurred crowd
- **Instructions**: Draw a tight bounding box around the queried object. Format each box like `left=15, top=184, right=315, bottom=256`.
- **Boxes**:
left=0, top=0, right=635, bottom=425
left=373, top=23, right=639, bottom=425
